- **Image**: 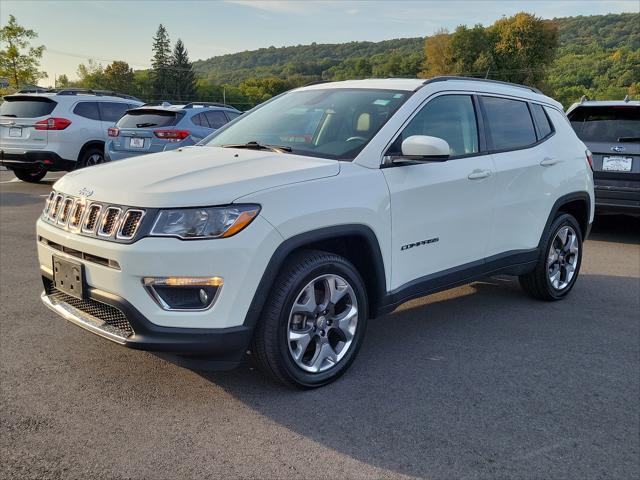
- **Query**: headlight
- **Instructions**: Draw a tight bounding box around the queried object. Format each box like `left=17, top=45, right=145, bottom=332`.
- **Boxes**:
left=150, top=204, right=260, bottom=239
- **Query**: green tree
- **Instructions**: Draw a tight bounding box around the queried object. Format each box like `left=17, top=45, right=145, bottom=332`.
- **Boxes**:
left=0, top=14, right=46, bottom=89
left=449, top=24, right=495, bottom=76
left=151, top=24, right=171, bottom=99
left=170, top=39, right=196, bottom=101
left=76, top=59, right=106, bottom=89
left=488, top=13, right=559, bottom=85
left=56, top=74, right=70, bottom=88
left=103, top=60, right=134, bottom=93
left=419, top=28, right=454, bottom=78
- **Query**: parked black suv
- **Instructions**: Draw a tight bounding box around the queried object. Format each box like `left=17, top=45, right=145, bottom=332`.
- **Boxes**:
left=567, top=98, right=639, bottom=214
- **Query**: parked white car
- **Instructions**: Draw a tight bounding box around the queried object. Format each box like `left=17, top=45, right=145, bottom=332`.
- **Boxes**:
left=0, top=89, right=143, bottom=182
left=37, top=77, right=594, bottom=387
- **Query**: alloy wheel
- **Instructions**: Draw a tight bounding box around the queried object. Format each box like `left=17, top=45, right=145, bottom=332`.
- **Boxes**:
left=287, top=274, right=358, bottom=373
left=547, top=225, right=579, bottom=290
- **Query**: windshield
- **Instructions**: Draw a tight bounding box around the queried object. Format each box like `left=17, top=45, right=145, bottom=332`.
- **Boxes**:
left=204, top=88, right=411, bottom=160
left=569, top=106, right=639, bottom=143
left=116, top=109, right=179, bottom=128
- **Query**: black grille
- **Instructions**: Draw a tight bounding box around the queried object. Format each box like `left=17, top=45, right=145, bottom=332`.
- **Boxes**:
left=99, top=208, right=120, bottom=236
left=44, top=279, right=133, bottom=338
left=83, top=205, right=101, bottom=232
left=119, top=210, right=143, bottom=239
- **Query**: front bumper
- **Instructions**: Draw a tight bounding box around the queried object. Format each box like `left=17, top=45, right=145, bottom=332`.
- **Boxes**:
left=40, top=272, right=252, bottom=361
left=0, top=148, right=75, bottom=171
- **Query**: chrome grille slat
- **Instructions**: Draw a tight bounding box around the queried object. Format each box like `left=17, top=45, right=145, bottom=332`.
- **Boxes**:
left=42, top=191, right=146, bottom=241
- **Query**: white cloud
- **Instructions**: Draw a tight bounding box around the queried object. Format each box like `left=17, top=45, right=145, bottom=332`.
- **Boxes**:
left=224, top=0, right=312, bottom=14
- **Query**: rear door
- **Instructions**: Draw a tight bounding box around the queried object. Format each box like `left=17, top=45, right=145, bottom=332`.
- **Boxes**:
left=568, top=105, right=639, bottom=190
left=0, top=95, right=56, bottom=151
left=111, top=109, right=180, bottom=154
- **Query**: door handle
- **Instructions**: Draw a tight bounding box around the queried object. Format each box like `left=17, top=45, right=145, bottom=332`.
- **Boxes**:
left=467, top=169, right=492, bottom=180
left=540, top=157, right=561, bottom=166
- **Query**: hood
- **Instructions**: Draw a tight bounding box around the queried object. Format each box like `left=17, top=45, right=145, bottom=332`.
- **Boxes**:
left=54, top=146, right=340, bottom=207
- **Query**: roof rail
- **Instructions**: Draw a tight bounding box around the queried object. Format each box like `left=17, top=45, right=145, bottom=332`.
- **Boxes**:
left=183, top=102, right=237, bottom=110
left=303, top=80, right=332, bottom=87
left=53, top=88, right=142, bottom=102
left=423, top=76, right=543, bottom=94
left=580, top=95, right=589, bottom=103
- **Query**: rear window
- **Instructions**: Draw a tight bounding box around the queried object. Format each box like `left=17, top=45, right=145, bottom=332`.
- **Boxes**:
left=568, top=106, right=639, bottom=143
left=116, top=109, right=179, bottom=128
left=482, top=96, right=537, bottom=151
left=0, top=96, right=56, bottom=118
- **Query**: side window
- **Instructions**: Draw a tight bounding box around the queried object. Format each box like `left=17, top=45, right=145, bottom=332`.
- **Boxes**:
left=205, top=110, right=228, bottom=129
left=73, top=102, right=100, bottom=121
left=530, top=103, right=554, bottom=140
left=482, top=96, right=537, bottom=150
left=191, top=113, right=208, bottom=127
left=391, top=95, right=479, bottom=157
left=98, top=102, right=130, bottom=123
left=226, top=111, right=241, bottom=121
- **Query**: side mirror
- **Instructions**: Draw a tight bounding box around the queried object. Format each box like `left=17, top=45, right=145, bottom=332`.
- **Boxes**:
left=399, top=135, right=450, bottom=161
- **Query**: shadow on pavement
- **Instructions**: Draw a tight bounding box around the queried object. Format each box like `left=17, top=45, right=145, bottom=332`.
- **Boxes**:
left=169, top=273, right=639, bottom=479
left=589, top=214, right=639, bottom=245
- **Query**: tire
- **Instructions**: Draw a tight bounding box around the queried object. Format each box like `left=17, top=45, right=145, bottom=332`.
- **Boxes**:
left=12, top=167, right=47, bottom=183
left=519, top=213, right=583, bottom=301
left=77, top=147, right=104, bottom=169
left=251, top=250, right=368, bottom=388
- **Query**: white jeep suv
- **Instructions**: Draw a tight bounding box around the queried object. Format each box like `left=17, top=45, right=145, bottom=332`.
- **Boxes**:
left=37, top=77, right=594, bottom=388
left=0, top=89, right=143, bottom=182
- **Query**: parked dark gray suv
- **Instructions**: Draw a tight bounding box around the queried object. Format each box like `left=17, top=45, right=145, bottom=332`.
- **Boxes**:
left=567, top=98, right=639, bottom=214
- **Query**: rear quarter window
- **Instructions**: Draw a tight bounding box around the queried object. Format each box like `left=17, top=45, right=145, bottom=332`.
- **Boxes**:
left=0, top=96, right=57, bottom=118
left=530, top=103, right=554, bottom=140
left=482, top=96, right=537, bottom=151
left=116, top=110, right=179, bottom=128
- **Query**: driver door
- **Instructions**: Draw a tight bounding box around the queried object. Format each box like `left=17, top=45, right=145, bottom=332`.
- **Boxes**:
left=381, top=93, right=496, bottom=290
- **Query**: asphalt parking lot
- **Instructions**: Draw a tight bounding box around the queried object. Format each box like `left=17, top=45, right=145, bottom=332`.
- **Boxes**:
left=1, top=168, right=639, bottom=480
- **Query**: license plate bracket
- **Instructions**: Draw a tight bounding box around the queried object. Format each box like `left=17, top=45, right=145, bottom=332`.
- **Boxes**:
left=53, top=256, right=85, bottom=299
left=602, top=156, right=632, bottom=172
left=9, top=127, right=22, bottom=137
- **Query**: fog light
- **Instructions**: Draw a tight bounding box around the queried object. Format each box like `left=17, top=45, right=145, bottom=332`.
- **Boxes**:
left=142, top=276, right=223, bottom=311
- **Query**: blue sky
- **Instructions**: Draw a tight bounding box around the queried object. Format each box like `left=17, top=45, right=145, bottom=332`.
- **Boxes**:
left=2, top=0, right=638, bottom=83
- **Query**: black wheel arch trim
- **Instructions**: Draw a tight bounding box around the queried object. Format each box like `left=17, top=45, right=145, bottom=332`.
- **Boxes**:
left=540, top=191, right=592, bottom=244
left=242, top=224, right=387, bottom=329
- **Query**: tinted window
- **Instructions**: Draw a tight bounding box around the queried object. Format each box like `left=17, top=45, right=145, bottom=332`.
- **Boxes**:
left=391, top=95, right=479, bottom=157
left=206, top=88, right=410, bottom=160
left=0, top=96, right=56, bottom=118
left=568, top=106, right=639, bottom=143
left=482, top=96, right=537, bottom=150
left=530, top=103, right=553, bottom=140
left=99, top=102, right=130, bottom=122
left=73, top=102, right=100, bottom=120
left=116, top=110, right=179, bottom=128
left=226, top=111, right=241, bottom=120
left=191, top=113, right=207, bottom=127
left=205, top=111, right=228, bottom=129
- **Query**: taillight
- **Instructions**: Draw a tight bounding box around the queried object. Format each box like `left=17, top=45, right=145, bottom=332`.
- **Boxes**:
left=108, top=127, right=120, bottom=137
left=585, top=149, right=594, bottom=170
left=34, top=118, right=71, bottom=130
left=154, top=129, right=190, bottom=141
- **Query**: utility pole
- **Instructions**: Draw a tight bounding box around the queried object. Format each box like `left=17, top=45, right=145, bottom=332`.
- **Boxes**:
left=223, top=87, right=226, bottom=106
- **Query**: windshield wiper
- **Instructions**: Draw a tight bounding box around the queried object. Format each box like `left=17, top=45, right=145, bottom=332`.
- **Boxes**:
left=618, top=136, right=640, bottom=142
left=220, top=141, right=292, bottom=153
left=136, top=122, right=158, bottom=128
left=1, top=114, right=17, bottom=117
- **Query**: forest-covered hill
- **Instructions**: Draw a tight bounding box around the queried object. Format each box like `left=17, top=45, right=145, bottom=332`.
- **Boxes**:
left=192, top=12, right=639, bottom=106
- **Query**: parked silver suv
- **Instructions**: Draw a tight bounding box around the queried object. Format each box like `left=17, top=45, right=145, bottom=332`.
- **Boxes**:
left=0, top=89, right=143, bottom=182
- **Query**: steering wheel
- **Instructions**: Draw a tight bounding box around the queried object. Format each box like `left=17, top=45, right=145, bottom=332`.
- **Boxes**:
left=345, top=136, right=368, bottom=143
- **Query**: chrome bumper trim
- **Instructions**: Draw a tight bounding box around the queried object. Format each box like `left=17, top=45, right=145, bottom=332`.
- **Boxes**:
left=40, top=291, right=127, bottom=345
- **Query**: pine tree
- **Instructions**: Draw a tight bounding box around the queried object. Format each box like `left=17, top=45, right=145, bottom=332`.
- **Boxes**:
left=170, top=39, right=196, bottom=102
left=150, top=24, right=171, bottom=100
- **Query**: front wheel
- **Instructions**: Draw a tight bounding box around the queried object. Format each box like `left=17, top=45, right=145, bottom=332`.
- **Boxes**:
left=252, top=250, right=368, bottom=388
left=12, top=167, right=47, bottom=183
left=519, top=213, right=583, bottom=300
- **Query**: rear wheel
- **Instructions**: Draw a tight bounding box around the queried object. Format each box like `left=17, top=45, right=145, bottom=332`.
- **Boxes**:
left=252, top=250, right=368, bottom=388
left=519, top=213, right=583, bottom=300
left=12, top=167, right=47, bottom=183
left=77, top=148, right=104, bottom=169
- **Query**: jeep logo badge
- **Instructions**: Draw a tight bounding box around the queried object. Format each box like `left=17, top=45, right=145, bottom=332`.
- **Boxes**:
left=78, top=187, right=94, bottom=197
left=611, top=146, right=625, bottom=153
